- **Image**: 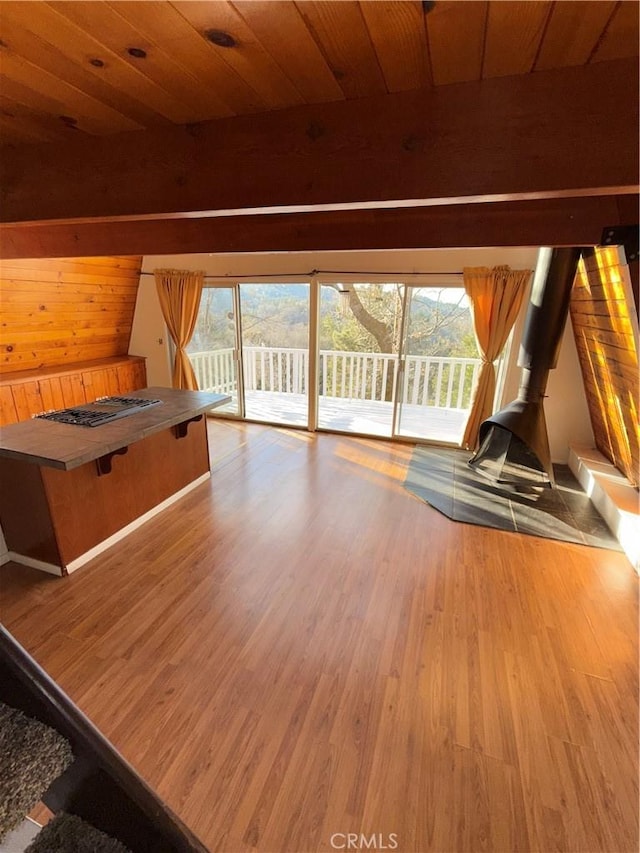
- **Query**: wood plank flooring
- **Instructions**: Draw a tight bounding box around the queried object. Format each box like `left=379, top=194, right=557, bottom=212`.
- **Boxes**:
left=0, top=420, right=637, bottom=853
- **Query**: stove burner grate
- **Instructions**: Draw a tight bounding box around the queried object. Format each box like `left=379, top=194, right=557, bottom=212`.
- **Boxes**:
left=36, top=396, right=162, bottom=427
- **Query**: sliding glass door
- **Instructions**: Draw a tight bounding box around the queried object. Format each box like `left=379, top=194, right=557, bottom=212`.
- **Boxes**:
left=240, top=283, right=310, bottom=427
left=187, top=286, right=241, bottom=416
left=317, top=282, right=402, bottom=437
left=316, top=281, right=482, bottom=444
left=187, top=278, right=482, bottom=447
left=187, top=282, right=310, bottom=426
left=395, top=287, right=481, bottom=443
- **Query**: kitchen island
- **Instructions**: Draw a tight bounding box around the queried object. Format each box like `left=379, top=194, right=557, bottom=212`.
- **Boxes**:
left=0, top=387, right=230, bottom=575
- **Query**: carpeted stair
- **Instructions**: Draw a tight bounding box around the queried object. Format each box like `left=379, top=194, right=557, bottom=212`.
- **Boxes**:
left=24, top=813, right=131, bottom=853
left=0, top=702, right=131, bottom=853
left=0, top=702, right=72, bottom=841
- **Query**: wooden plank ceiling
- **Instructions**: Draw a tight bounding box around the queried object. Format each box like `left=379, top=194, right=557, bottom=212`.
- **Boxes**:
left=0, top=0, right=637, bottom=148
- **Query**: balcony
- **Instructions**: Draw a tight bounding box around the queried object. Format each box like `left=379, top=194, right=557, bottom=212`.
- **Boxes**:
left=189, top=347, right=481, bottom=443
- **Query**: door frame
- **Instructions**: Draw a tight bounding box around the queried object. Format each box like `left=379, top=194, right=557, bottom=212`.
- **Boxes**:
left=391, top=283, right=411, bottom=439
left=190, top=281, right=245, bottom=420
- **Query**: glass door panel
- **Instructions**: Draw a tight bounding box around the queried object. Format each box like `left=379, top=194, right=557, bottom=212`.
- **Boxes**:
left=240, top=283, right=310, bottom=427
left=187, top=286, right=241, bottom=416
left=318, top=283, right=402, bottom=437
left=395, top=287, right=481, bottom=444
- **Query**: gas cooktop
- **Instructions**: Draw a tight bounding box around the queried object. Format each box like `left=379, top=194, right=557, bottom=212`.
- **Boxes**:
left=35, top=396, right=162, bottom=427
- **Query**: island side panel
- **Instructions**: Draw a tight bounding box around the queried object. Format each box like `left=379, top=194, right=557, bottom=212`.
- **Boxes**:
left=40, top=416, right=211, bottom=566
left=0, top=457, right=62, bottom=565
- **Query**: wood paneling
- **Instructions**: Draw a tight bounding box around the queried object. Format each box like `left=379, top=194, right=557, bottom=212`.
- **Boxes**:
left=426, top=1, right=487, bottom=86
left=0, top=2, right=199, bottom=126
left=482, top=1, right=553, bottom=78
left=48, top=1, right=236, bottom=122
left=0, top=421, right=636, bottom=851
left=295, top=1, right=387, bottom=99
left=108, top=1, right=265, bottom=115
left=591, top=0, right=640, bottom=63
left=232, top=2, right=344, bottom=103
left=1, top=59, right=637, bottom=225
left=354, top=0, right=432, bottom=93
left=570, top=247, right=639, bottom=486
left=0, top=48, right=143, bottom=137
left=113, top=1, right=269, bottom=116
left=172, top=0, right=305, bottom=110
left=0, top=256, right=141, bottom=372
left=0, top=356, right=147, bottom=425
left=534, top=1, right=617, bottom=70
left=0, top=8, right=174, bottom=132
left=0, top=1, right=637, bottom=148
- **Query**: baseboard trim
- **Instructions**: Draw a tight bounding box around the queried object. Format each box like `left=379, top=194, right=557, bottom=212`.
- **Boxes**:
left=5, top=553, right=63, bottom=576
left=66, top=472, right=211, bottom=574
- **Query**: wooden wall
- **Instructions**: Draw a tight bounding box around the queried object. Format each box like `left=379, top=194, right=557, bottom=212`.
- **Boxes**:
left=0, top=356, right=147, bottom=427
left=0, top=256, right=142, bottom=374
left=570, top=247, right=639, bottom=487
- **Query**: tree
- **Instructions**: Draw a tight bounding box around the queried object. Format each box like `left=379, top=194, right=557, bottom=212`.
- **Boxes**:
left=330, top=284, right=475, bottom=358
left=345, top=285, right=397, bottom=353
left=323, top=284, right=478, bottom=400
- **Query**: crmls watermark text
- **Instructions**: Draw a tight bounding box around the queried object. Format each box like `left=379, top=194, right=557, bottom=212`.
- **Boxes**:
left=330, top=833, right=399, bottom=850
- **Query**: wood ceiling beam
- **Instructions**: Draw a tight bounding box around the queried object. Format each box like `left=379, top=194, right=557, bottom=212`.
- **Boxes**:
left=1, top=58, right=638, bottom=226
left=0, top=58, right=637, bottom=229
left=0, top=196, right=628, bottom=260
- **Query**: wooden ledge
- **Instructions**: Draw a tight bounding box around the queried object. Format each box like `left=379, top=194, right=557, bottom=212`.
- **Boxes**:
left=0, top=356, right=146, bottom=387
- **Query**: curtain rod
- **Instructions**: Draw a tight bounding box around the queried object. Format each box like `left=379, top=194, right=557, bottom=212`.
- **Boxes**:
left=141, top=269, right=463, bottom=280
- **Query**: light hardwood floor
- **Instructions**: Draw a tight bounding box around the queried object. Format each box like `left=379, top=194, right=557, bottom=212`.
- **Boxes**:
left=0, top=420, right=637, bottom=853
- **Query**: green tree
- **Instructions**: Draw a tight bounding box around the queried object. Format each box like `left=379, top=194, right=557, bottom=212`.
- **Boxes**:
left=325, top=284, right=477, bottom=356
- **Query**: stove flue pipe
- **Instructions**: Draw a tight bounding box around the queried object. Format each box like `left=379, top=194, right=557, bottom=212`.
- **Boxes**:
left=518, top=247, right=584, bottom=405
left=470, top=247, right=584, bottom=485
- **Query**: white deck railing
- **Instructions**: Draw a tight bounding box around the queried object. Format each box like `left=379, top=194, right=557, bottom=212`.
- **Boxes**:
left=189, top=347, right=481, bottom=410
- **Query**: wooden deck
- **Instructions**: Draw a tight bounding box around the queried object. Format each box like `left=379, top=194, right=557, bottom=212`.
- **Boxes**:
left=239, top=390, right=469, bottom=443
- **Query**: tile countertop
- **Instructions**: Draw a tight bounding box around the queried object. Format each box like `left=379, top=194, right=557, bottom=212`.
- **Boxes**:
left=0, top=387, right=230, bottom=471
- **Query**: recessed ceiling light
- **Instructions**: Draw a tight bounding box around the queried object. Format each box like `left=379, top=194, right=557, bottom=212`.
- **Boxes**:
left=127, top=47, right=147, bottom=59
left=205, top=29, right=236, bottom=48
left=89, top=58, right=105, bottom=68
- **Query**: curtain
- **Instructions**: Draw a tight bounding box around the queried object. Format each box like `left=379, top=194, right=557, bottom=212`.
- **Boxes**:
left=462, top=265, right=531, bottom=450
left=153, top=268, right=204, bottom=390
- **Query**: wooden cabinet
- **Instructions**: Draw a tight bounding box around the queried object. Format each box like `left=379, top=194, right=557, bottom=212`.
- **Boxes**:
left=0, top=356, right=147, bottom=426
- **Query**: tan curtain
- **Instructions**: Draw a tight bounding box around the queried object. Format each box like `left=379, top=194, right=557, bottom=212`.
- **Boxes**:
left=462, top=265, right=531, bottom=450
left=154, top=268, right=204, bottom=390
